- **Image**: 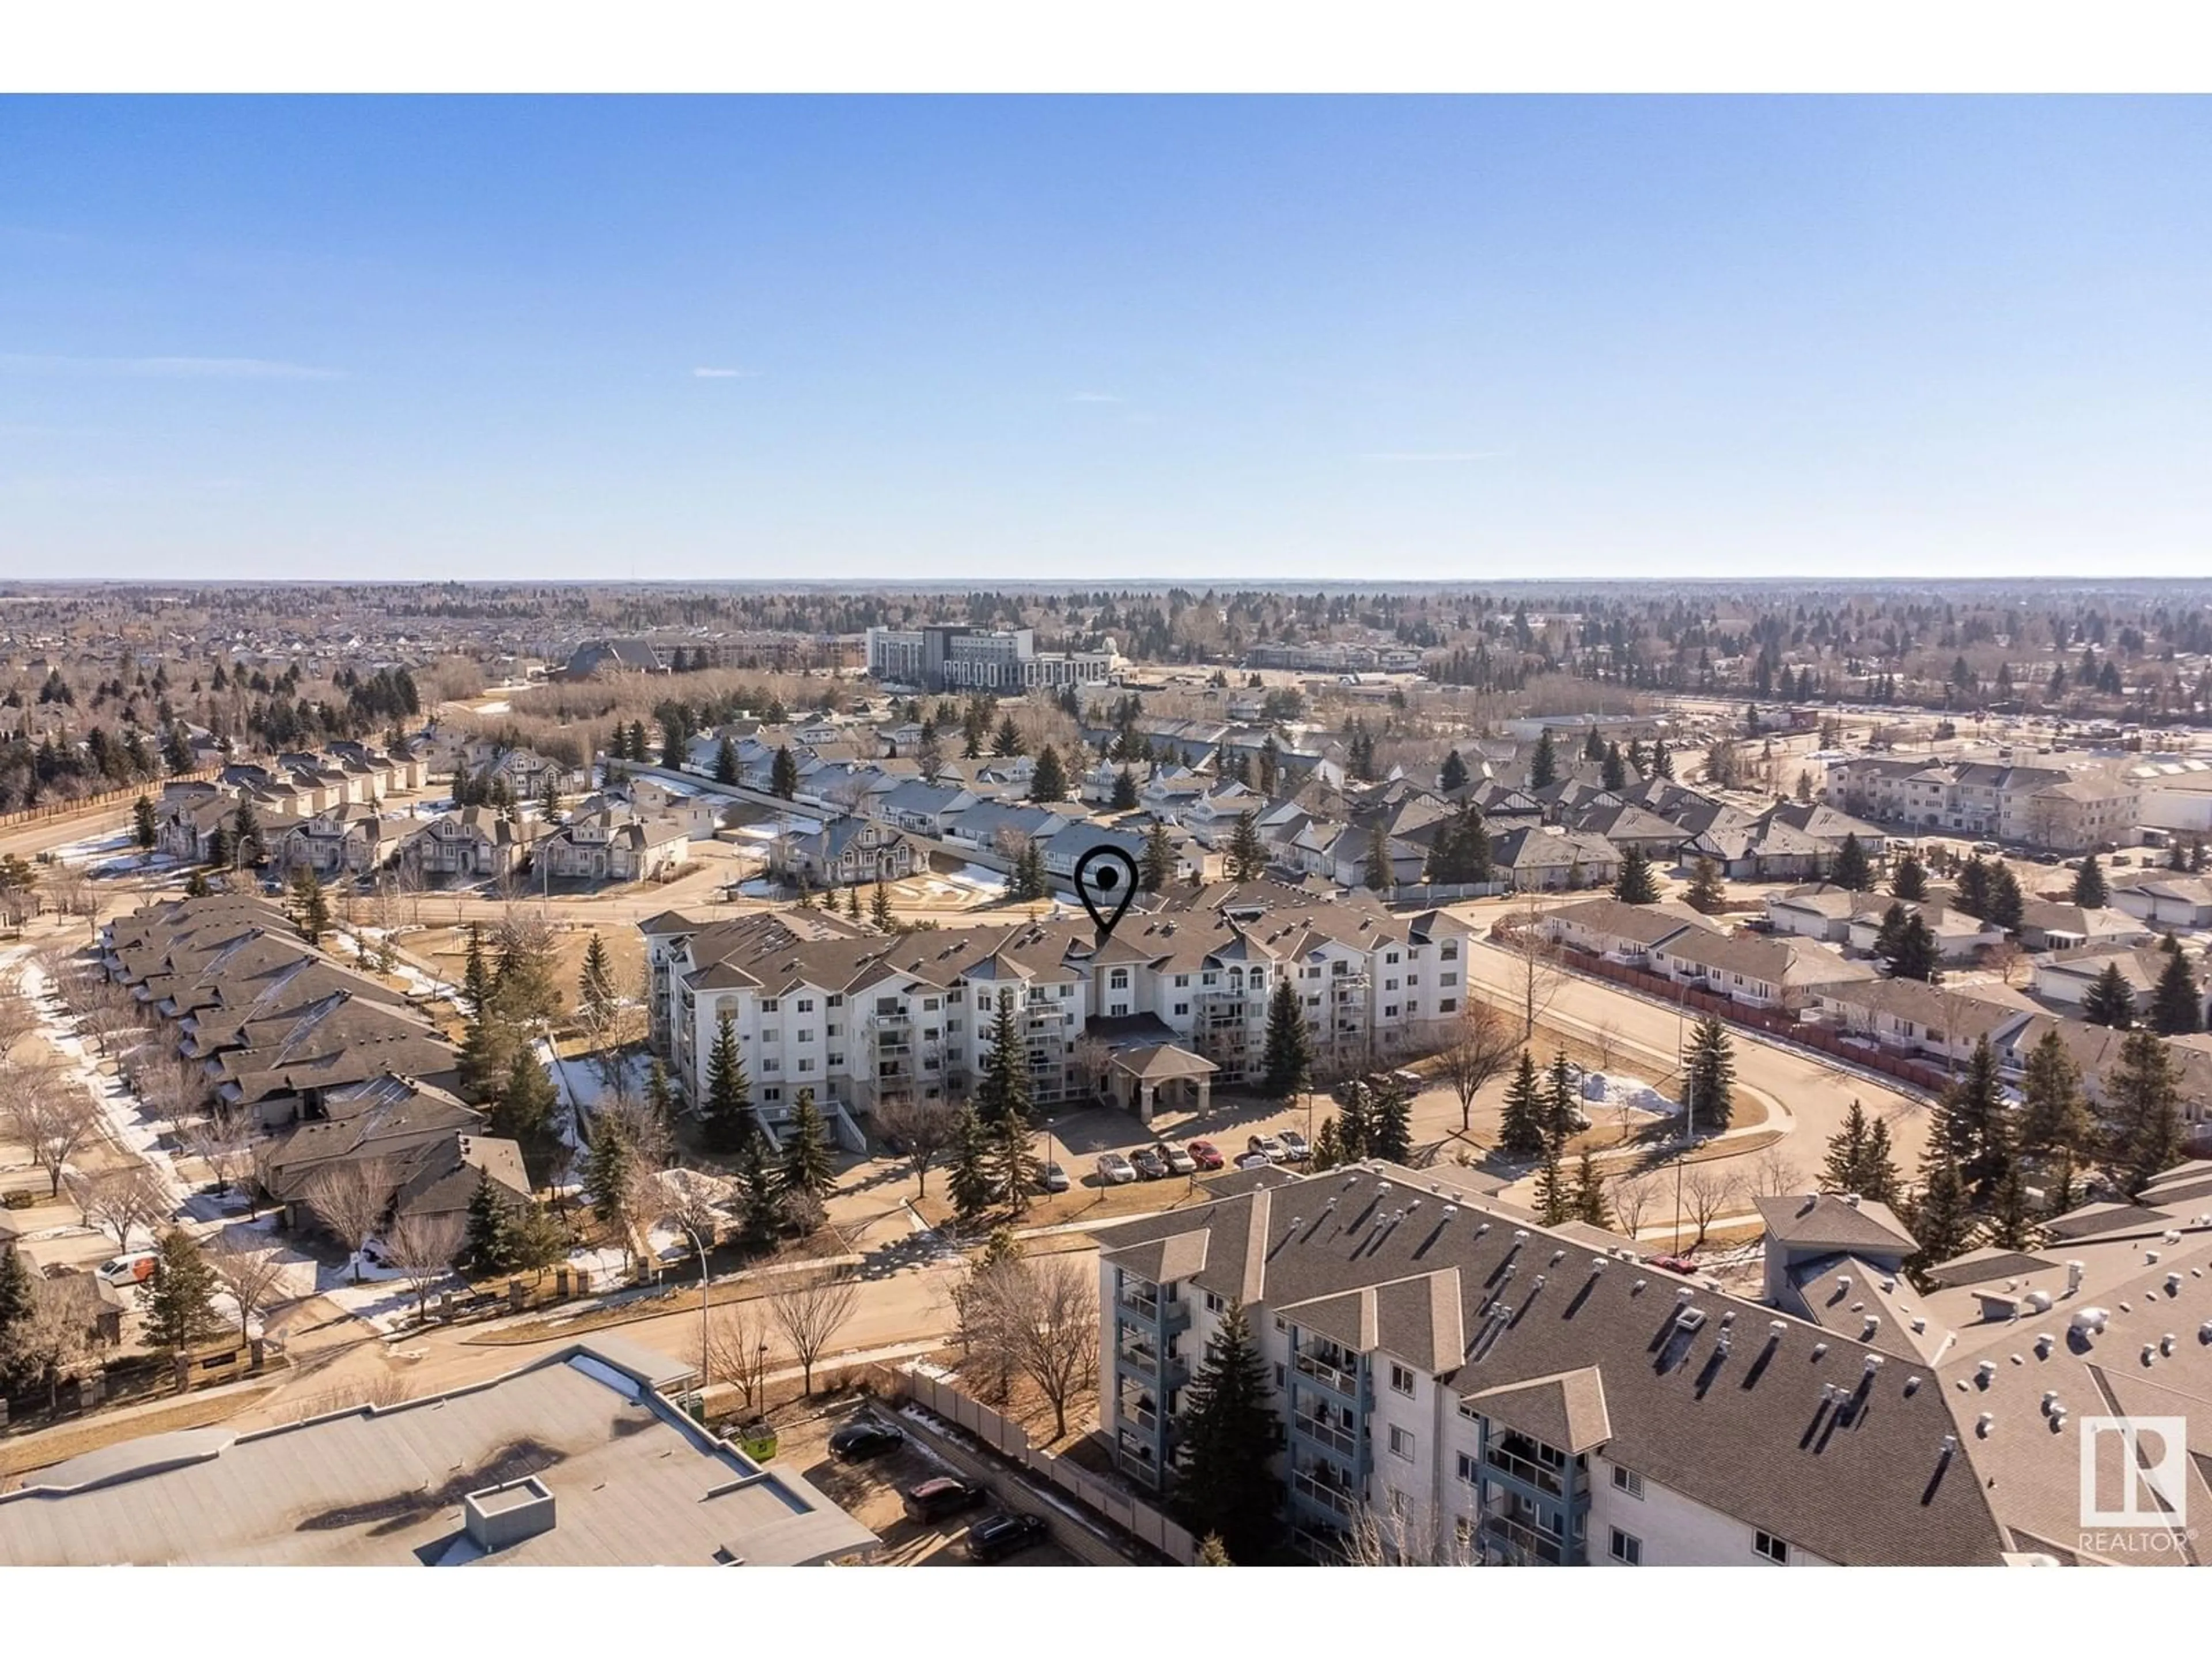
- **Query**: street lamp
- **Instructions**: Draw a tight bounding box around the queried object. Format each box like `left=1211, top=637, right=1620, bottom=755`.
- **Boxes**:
left=675, top=1222, right=713, bottom=1397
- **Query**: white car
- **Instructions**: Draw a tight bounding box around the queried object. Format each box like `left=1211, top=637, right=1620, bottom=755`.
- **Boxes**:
left=1247, top=1133, right=1287, bottom=1162
left=1096, top=1152, right=1138, bottom=1185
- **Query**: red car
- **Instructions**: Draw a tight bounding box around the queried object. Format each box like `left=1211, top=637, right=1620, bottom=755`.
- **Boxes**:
left=1185, top=1138, right=1224, bottom=1171
left=1648, top=1254, right=1698, bottom=1276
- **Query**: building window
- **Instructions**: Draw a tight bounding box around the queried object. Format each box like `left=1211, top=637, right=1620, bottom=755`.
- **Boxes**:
left=827, top=994, right=844, bottom=1007
left=761, top=999, right=779, bottom=1014
left=1173, top=1003, right=1189, bottom=1017
left=1455, top=1451, right=1479, bottom=1485
left=1754, top=1532, right=1789, bottom=1565
left=1612, top=1465, right=1644, bottom=1499
left=1389, top=1362, right=1415, bottom=1396
left=1109, top=969, right=1130, bottom=990
left=797, top=1058, right=815, bottom=1073
left=1388, top=1426, right=1415, bottom=1461
left=798, top=1029, right=815, bottom=1043
left=1611, top=1529, right=1643, bottom=1566
left=762, top=1058, right=780, bottom=1073
left=1386, top=952, right=1400, bottom=964
left=797, top=998, right=814, bottom=1013
left=1175, top=974, right=1190, bottom=988
left=1438, top=999, right=1457, bottom=1013
left=828, top=1054, right=844, bottom=1069
left=1204, top=1291, right=1224, bottom=1313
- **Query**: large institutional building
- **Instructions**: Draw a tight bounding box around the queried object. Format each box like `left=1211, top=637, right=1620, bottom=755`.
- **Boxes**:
left=864, top=623, right=1120, bottom=692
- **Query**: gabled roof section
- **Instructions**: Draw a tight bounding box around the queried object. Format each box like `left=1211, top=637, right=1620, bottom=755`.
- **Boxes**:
left=1100, top=1228, right=1210, bottom=1287
left=1461, top=1367, right=1612, bottom=1455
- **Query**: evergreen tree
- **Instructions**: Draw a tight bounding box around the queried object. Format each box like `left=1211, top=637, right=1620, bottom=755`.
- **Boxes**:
left=846, top=884, right=863, bottom=920
left=1533, top=1142, right=1571, bottom=1225
left=1366, top=1073, right=1414, bottom=1164
left=1198, top=1533, right=1233, bottom=1566
left=1683, top=857, right=1726, bottom=915
left=702, top=1012, right=755, bottom=1154
left=2016, top=1027, right=2092, bottom=1162
left=1611, top=845, right=1659, bottom=904
left=987, top=1112, right=1040, bottom=1215
left=1683, top=1016, right=1735, bottom=1130
left=460, top=1171, right=514, bottom=1276
left=1029, top=744, right=1069, bottom=803
left=770, top=744, right=799, bottom=800
left=578, top=931, right=618, bottom=1029
left=2081, top=960, right=2137, bottom=1029
left=646, top=1056, right=676, bottom=1127
left=1890, top=850, right=1929, bottom=902
left=1573, top=1149, right=1614, bottom=1228
left=231, top=797, right=266, bottom=866
left=1335, top=1081, right=1372, bottom=1163
left=1440, top=748, right=1469, bottom=791
left=1986, top=864, right=2025, bottom=934
left=870, top=880, right=896, bottom=931
left=287, top=866, right=329, bottom=946
left=1822, top=1099, right=1873, bottom=1194
left=1953, top=856, right=1992, bottom=919
left=1905, top=1157, right=1974, bottom=1289
left=1362, top=819, right=1393, bottom=891
left=1174, top=1302, right=1284, bottom=1565
left=1257, top=735, right=1281, bottom=796
left=1228, top=812, right=1266, bottom=882
left=491, top=1045, right=559, bottom=1143
left=1583, top=728, right=1607, bottom=763
left=776, top=1088, right=838, bottom=1202
left=1544, top=1051, right=1580, bottom=1150
left=132, top=793, right=157, bottom=850
left=732, top=1129, right=779, bottom=1247
left=1860, top=1119, right=1902, bottom=1206
left=949, top=1105, right=996, bottom=1225
left=584, top=1119, right=636, bottom=1230
left=1497, top=1051, right=1550, bottom=1158
left=461, top=922, right=494, bottom=1020
left=1528, top=729, right=1558, bottom=790
left=0, top=1244, right=35, bottom=1370
left=1260, top=977, right=1312, bottom=1099
left=141, top=1229, right=224, bottom=1374
left=1878, top=906, right=1941, bottom=982
left=1112, top=767, right=1139, bottom=810
left=1651, top=739, right=1674, bottom=778
left=1308, top=1114, right=1346, bottom=1172
left=1141, top=819, right=1174, bottom=892
left=1936, top=1036, right=2008, bottom=1203
left=975, top=990, right=1035, bottom=1126
left=540, top=771, right=562, bottom=823
left=204, top=823, right=231, bottom=869
left=712, top=735, right=739, bottom=785
left=992, top=715, right=1025, bottom=758
left=1600, top=741, right=1627, bottom=792
left=1828, top=833, right=1872, bottom=893
left=184, top=867, right=211, bottom=898
left=1986, top=1158, right=2039, bottom=1251
left=2149, top=941, right=2202, bottom=1036
left=2103, top=1029, right=2186, bottom=1197
left=2071, top=853, right=2109, bottom=909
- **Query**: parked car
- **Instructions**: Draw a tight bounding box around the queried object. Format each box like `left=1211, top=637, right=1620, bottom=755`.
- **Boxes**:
left=1648, top=1254, right=1699, bottom=1276
left=1277, top=1129, right=1312, bottom=1162
left=1232, top=1150, right=1274, bottom=1171
left=1037, top=1161, right=1070, bottom=1194
left=1185, top=1138, right=1224, bottom=1171
left=1096, top=1152, right=1138, bottom=1185
left=967, top=1510, right=1050, bottom=1562
left=903, top=1476, right=989, bottom=1523
left=828, top=1419, right=907, bottom=1463
left=96, top=1252, right=157, bottom=1288
left=1157, top=1143, right=1196, bottom=1175
left=1128, top=1145, right=1171, bottom=1180
left=1247, top=1133, right=1287, bottom=1162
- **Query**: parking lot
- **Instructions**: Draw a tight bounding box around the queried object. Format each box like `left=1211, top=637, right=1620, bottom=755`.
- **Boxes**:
left=778, top=1403, right=1080, bottom=1567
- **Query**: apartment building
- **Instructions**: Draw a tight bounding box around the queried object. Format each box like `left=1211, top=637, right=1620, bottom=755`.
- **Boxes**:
left=1092, top=1164, right=2009, bottom=1564
left=864, top=623, right=1120, bottom=692
left=1826, top=757, right=2138, bottom=852
left=637, top=881, right=1471, bottom=1141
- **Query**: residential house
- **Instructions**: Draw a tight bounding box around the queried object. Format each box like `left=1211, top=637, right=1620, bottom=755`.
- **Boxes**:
left=1809, top=980, right=2033, bottom=1066
left=399, top=807, right=548, bottom=881
left=1648, top=929, right=1873, bottom=1011
left=2107, top=874, right=2212, bottom=930
left=1488, top=827, right=1620, bottom=893
left=770, top=817, right=930, bottom=889
left=1843, top=900, right=2008, bottom=963
left=541, top=805, right=689, bottom=884
left=1539, top=897, right=1720, bottom=965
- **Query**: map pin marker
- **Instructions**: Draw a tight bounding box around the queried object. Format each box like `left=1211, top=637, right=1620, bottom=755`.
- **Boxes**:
left=1074, top=846, right=1138, bottom=945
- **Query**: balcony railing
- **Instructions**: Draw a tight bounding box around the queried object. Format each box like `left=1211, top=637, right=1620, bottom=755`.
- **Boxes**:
left=1293, top=1350, right=1361, bottom=1398
left=1478, top=1513, right=1569, bottom=1566
left=1485, top=1446, right=1566, bottom=1499
left=1293, top=1471, right=1356, bottom=1517
left=1291, top=1414, right=1361, bottom=1460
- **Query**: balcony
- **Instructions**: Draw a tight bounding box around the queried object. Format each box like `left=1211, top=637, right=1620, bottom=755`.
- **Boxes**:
left=1290, top=1413, right=1361, bottom=1460
left=1293, top=1470, right=1357, bottom=1517
left=1478, top=1512, right=1570, bottom=1566
left=1118, top=1338, right=1190, bottom=1389
left=1293, top=1349, right=1361, bottom=1399
left=1119, top=1289, right=1193, bottom=1334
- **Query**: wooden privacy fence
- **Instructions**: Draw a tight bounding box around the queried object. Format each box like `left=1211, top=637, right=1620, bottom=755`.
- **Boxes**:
left=879, top=1364, right=1198, bottom=1566
left=0, top=769, right=220, bottom=835
left=1541, top=942, right=1957, bottom=1095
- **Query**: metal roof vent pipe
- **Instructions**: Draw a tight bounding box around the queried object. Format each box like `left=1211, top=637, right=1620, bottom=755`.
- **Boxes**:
left=2066, top=1260, right=2085, bottom=1295
left=1975, top=1413, right=1994, bottom=1438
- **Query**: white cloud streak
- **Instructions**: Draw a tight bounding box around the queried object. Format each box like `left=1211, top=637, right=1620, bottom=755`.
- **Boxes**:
left=1358, top=448, right=1514, bottom=463
left=692, top=366, right=759, bottom=380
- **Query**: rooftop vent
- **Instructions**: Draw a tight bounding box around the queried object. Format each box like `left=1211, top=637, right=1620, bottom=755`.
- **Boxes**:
left=1903, top=1375, right=1922, bottom=1396
left=1441, top=1206, right=1457, bottom=1220
left=2070, top=1307, right=2111, bottom=1336
left=2165, top=1274, right=2183, bottom=1297
left=2035, top=1332, right=2055, bottom=1358
left=1769, top=1320, right=1789, bottom=1339
left=2041, top=1391, right=2061, bottom=1414
left=1836, top=1275, right=1853, bottom=1293
left=2066, top=1260, right=2085, bottom=1294
left=1975, top=1412, right=1993, bottom=1437
left=1675, top=1308, right=1708, bottom=1334
left=1676, top=1286, right=1696, bottom=1303
left=1813, top=1342, right=1828, bottom=1358
left=463, top=1477, right=556, bottom=1554
left=2023, top=1289, right=2052, bottom=1313
left=1938, top=1434, right=1958, bottom=1458
left=1550, top=1249, right=1566, bottom=1265
left=1863, top=1355, right=1885, bottom=1376
left=1975, top=1360, right=1997, bottom=1386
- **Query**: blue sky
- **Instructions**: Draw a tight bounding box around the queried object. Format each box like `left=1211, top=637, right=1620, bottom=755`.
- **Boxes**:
left=2, top=96, right=2207, bottom=582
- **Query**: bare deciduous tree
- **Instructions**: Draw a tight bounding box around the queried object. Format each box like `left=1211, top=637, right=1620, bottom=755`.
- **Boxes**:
left=875, top=1093, right=961, bottom=1196
left=1340, top=1498, right=1484, bottom=1566
left=0, top=967, right=37, bottom=1060
left=1748, top=1144, right=1804, bottom=1198
left=206, top=1229, right=295, bottom=1342
left=764, top=1256, right=859, bottom=1396
left=302, top=1157, right=397, bottom=1282
left=0, top=1272, right=99, bottom=1413
left=1679, top=1161, right=1744, bottom=1251
left=1437, top=1000, right=1516, bottom=1136
left=66, top=1164, right=171, bottom=1252
left=0, top=1064, right=102, bottom=1196
left=1491, top=908, right=1563, bottom=1045
left=183, top=1105, right=255, bottom=1195
left=1611, top=1170, right=1662, bottom=1241
left=704, top=1295, right=776, bottom=1412
left=999, top=1255, right=1099, bottom=1440
left=384, top=1209, right=465, bottom=1317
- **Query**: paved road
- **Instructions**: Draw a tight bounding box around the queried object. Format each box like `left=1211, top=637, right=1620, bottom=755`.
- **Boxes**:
left=1454, top=931, right=1934, bottom=1174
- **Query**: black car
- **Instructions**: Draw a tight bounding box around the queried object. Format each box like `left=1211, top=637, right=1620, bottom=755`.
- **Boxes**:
left=903, top=1476, right=989, bottom=1522
left=967, top=1510, right=1050, bottom=1562
left=828, top=1419, right=907, bottom=1463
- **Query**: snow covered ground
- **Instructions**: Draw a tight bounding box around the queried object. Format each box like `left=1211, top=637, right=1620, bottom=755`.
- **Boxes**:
left=474, top=700, right=512, bottom=716
left=1580, top=1070, right=1683, bottom=1118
